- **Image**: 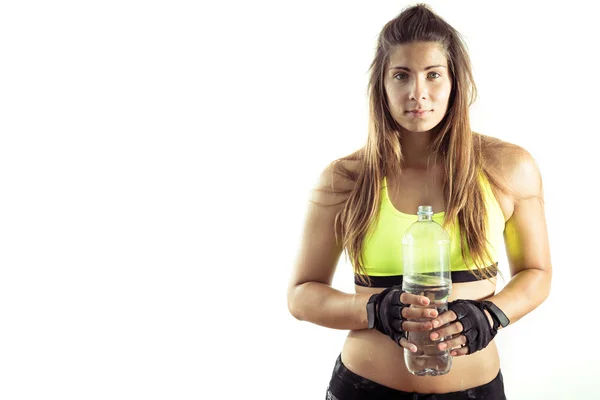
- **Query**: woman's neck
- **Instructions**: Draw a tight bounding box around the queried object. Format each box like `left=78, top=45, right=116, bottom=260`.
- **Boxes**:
left=398, top=129, right=439, bottom=169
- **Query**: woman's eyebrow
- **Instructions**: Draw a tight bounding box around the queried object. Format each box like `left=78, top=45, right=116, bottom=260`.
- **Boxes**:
left=389, top=65, right=447, bottom=71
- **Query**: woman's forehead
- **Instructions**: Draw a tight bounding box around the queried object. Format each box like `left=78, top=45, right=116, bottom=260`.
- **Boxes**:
left=387, top=42, right=448, bottom=68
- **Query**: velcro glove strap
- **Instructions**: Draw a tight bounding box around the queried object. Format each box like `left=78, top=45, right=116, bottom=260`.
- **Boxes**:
left=482, top=300, right=510, bottom=329
left=366, top=285, right=408, bottom=346
left=448, top=299, right=498, bottom=355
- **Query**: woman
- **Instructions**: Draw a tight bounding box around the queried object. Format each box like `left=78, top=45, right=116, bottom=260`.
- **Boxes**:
left=287, top=4, right=551, bottom=399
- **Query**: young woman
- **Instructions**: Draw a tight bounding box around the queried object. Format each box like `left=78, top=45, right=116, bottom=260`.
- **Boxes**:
left=287, top=4, right=551, bottom=399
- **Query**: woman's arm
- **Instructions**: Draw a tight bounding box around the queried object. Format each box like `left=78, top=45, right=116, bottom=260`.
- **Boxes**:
left=288, top=282, right=371, bottom=330
left=287, top=160, right=371, bottom=330
left=485, top=146, right=552, bottom=324
left=428, top=146, right=552, bottom=356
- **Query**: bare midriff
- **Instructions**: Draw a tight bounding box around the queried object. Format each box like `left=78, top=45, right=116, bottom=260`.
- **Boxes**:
left=341, top=279, right=500, bottom=393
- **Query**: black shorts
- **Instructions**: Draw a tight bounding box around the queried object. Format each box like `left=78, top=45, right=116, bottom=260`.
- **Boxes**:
left=326, top=354, right=507, bottom=400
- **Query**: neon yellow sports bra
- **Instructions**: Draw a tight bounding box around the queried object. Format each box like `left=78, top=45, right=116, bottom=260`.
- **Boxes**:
left=356, top=175, right=505, bottom=287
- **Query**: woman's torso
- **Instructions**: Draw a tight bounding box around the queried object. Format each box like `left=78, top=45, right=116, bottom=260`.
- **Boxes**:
left=339, top=159, right=514, bottom=393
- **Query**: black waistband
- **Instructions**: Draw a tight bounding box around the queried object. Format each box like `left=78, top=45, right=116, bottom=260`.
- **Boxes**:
left=329, top=353, right=505, bottom=398
left=354, top=265, right=498, bottom=288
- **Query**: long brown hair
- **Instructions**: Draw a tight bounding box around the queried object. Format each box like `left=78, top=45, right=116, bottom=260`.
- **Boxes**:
left=321, top=4, right=508, bottom=285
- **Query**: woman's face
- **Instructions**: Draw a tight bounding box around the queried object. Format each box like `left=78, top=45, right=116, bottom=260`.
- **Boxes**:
left=384, top=42, right=452, bottom=134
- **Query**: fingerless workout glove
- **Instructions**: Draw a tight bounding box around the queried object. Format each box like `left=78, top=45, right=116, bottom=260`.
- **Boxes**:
left=366, top=286, right=408, bottom=346
left=448, top=299, right=510, bottom=354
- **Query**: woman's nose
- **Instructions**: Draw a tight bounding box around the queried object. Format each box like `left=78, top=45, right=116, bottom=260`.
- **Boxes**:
left=409, top=78, right=428, bottom=100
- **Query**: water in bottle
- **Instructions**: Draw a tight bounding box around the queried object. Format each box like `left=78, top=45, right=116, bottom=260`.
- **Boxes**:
left=401, top=205, right=452, bottom=376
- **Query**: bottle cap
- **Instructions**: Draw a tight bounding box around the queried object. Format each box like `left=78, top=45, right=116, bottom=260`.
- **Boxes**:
left=417, top=205, right=433, bottom=216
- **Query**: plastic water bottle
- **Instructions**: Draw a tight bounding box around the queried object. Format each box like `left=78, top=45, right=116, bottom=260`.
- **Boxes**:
left=402, top=205, right=452, bottom=376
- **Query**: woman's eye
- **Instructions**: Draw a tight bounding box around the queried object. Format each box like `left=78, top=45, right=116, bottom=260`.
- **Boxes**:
left=394, top=72, right=441, bottom=80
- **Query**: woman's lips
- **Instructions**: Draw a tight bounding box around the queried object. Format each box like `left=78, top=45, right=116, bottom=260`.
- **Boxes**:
left=407, top=110, right=431, bottom=117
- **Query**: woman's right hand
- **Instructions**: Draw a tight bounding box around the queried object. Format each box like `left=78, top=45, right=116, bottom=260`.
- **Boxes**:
left=368, top=286, right=438, bottom=352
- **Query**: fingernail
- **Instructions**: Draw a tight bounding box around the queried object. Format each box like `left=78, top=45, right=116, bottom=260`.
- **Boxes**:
left=411, top=345, right=417, bottom=352
left=451, top=351, right=457, bottom=356
left=429, top=311, right=436, bottom=317
left=430, top=332, right=439, bottom=339
left=432, top=320, right=439, bottom=328
left=439, top=343, right=447, bottom=349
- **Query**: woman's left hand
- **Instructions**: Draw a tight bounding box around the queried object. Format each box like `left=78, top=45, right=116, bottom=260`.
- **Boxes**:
left=428, top=299, right=497, bottom=357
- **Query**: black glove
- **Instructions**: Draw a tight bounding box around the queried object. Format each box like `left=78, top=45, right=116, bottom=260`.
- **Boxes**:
left=366, top=286, right=408, bottom=346
left=448, top=299, right=510, bottom=355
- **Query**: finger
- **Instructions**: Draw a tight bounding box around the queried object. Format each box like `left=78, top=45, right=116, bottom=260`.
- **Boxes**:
left=399, top=337, right=419, bottom=353
left=431, top=310, right=458, bottom=328
left=450, top=345, right=469, bottom=357
left=429, top=321, right=464, bottom=340
left=401, top=320, right=434, bottom=332
left=399, top=292, right=430, bottom=306
left=402, top=306, right=438, bottom=320
left=437, top=333, right=467, bottom=351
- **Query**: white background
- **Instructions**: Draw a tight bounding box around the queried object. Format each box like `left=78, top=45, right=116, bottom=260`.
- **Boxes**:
left=0, top=0, right=597, bottom=399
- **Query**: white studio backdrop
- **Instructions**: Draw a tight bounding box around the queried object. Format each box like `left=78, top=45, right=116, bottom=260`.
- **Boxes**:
left=0, top=1, right=597, bottom=399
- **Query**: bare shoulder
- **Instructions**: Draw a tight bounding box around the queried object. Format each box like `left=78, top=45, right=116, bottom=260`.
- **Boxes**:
left=478, top=133, right=543, bottom=200
left=311, top=148, right=363, bottom=205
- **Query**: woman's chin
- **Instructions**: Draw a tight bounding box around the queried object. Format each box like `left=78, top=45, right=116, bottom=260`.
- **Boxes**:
left=398, top=123, right=440, bottom=134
